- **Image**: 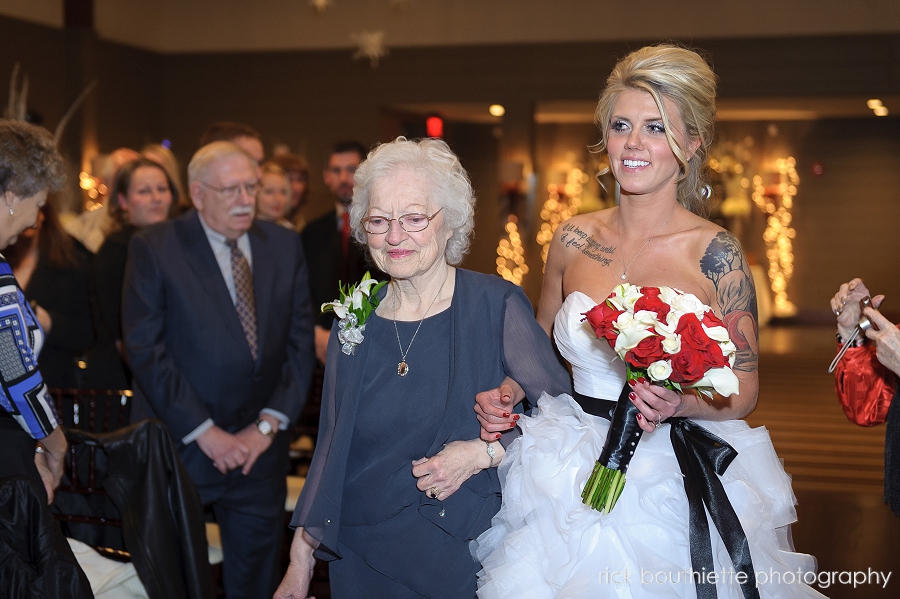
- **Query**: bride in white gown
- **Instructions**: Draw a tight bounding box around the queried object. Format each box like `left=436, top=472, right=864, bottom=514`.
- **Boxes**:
left=473, top=45, right=824, bottom=598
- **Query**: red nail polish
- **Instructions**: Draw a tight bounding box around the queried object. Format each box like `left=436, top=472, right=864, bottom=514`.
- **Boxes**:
left=502, top=412, right=510, bottom=418
left=637, top=413, right=643, bottom=420
left=638, top=377, right=647, bottom=384
left=512, top=414, right=520, bottom=420
left=629, top=392, right=636, bottom=400
left=509, top=422, right=516, bottom=427
left=628, top=379, right=637, bottom=387
left=495, top=433, right=502, bottom=439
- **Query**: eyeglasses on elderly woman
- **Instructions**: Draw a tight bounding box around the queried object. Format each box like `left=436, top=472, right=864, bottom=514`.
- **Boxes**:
left=362, top=207, right=442, bottom=235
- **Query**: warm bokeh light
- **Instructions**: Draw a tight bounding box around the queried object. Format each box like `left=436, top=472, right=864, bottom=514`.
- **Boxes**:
left=496, top=215, right=529, bottom=285
left=489, top=104, right=505, bottom=117
left=752, top=157, right=799, bottom=317
left=867, top=99, right=883, bottom=109
left=536, top=167, right=587, bottom=268
left=874, top=106, right=889, bottom=117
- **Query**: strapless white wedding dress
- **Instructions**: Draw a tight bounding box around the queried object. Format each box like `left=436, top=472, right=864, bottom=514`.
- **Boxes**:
left=472, top=292, right=825, bottom=598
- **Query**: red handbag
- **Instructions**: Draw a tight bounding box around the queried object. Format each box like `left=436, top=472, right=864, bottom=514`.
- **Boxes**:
left=833, top=343, right=895, bottom=426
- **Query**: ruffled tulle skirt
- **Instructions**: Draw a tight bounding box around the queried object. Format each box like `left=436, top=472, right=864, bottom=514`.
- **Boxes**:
left=471, top=393, right=826, bottom=598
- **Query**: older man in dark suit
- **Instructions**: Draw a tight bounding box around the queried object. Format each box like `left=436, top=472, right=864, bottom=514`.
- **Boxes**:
left=123, top=141, right=315, bottom=598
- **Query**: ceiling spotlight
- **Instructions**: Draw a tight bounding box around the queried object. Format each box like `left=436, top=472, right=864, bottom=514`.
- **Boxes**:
left=489, top=104, right=506, bottom=117
left=874, top=106, right=889, bottom=117
left=867, top=99, right=883, bottom=109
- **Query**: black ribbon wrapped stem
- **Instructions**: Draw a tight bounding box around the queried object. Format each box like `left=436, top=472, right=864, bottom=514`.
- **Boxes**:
left=597, top=382, right=644, bottom=471
left=669, top=418, right=760, bottom=599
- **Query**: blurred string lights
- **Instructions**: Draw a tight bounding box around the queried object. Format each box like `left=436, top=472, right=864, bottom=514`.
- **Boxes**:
left=535, top=167, right=587, bottom=268
left=78, top=171, right=105, bottom=211
left=752, top=157, right=799, bottom=317
left=496, top=215, right=528, bottom=285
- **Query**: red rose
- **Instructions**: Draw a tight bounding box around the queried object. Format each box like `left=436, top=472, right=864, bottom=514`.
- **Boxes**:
left=675, top=313, right=708, bottom=350
left=626, top=334, right=666, bottom=369
left=583, top=301, right=623, bottom=344
left=675, top=312, right=725, bottom=369
left=641, top=286, right=662, bottom=297
left=701, top=310, right=726, bottom=328
left=634, top=293, right=671, bottom=322
left=669, top=346, right=706, bottom=384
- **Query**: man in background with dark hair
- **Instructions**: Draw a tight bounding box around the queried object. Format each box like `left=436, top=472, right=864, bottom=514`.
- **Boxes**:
left=199, top=121, right=265, bottom=164
left=301, top=141, right=381, bottom=364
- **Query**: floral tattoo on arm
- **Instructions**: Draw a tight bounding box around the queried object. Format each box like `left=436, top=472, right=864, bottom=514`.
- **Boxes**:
left=699, top=232, right=759, bottom=372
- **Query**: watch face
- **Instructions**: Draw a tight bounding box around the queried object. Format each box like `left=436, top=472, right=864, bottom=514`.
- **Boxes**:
left=257, top=419, right=274, bottom=436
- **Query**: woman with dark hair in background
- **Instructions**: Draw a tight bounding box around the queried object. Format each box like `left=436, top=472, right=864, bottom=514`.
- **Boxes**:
left=88, top=157, right=177, bottom=390
left=5, top=199, right=94, bottom=389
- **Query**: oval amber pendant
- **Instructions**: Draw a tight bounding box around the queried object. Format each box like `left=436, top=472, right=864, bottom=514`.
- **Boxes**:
left=397, top=361, right=409, bottom=376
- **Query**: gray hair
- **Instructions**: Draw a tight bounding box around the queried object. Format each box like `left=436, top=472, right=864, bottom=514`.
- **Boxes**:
left=0, top=120, right=65, bottom=198
left=350, top=137, right=475, bottom=265
left=187, top=141, right=255, bottom=186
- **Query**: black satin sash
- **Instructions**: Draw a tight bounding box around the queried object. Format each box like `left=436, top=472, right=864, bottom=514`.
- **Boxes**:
left=669, top=418, right=760, bottom=599
left=572, top=391, right=616, bottom=421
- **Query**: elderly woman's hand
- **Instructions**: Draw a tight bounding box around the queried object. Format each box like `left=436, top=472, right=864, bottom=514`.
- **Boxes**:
left=412, top=439, right=503, bottom=501
left=831, top=279, right=883, bottom=340
left=861, top=306, right=900, bottom=377
left=474, top=379, right=522, bottom=441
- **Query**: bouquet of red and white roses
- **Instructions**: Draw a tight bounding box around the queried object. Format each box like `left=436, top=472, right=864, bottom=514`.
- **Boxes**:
left=580, top=283, right=740, bottom=512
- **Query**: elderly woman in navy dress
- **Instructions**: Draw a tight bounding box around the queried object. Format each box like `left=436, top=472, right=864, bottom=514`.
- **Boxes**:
left=276, top=137, right=571, bottom=599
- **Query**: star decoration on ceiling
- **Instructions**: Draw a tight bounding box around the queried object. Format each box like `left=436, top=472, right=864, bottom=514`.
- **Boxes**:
left=351, top=30, right=388, bottom=68
left=308, top=0, right=334, bottom=14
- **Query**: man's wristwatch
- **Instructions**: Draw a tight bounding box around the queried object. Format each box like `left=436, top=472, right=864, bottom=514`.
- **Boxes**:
left=256, top=418, right=276, bottom=439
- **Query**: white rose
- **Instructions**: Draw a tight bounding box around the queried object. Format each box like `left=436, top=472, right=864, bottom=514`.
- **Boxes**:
left=669, top=293, right=707, bottom=318
left=607, top=284, right=630, bottom=311
left=634, top=310, right=662, bottom=327
left=647, top=360, right=673, bottom=382
left=661, top=334, right=681, bottom=354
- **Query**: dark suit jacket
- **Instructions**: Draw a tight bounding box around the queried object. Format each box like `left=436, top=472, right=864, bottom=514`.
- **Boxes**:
left=301, top=208, right=383, bottom=329
left=121, top=211, right=315, bottom=486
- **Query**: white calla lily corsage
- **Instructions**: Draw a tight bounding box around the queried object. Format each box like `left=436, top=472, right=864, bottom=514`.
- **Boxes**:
left=321, top=272, right=387, bottom=355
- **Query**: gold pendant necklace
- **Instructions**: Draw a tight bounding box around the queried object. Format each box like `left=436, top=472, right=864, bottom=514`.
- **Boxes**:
left=392, top=273, right=448, bottom=377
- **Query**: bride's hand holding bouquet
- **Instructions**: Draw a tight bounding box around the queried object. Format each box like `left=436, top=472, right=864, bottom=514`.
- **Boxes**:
left=581, top=283, right=740, bottom=513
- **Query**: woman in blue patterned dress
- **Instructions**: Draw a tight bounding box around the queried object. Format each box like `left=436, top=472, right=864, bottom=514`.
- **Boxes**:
left=0, top=119, right=69, bottom=505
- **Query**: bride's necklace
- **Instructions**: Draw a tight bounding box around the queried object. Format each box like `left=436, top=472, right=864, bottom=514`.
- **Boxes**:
left=617, top=208, right=676, bottom=281
left=392, top=273, right=448, bottom=377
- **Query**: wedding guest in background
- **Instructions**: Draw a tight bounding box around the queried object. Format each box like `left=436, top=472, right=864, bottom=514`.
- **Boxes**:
left=123, top=141, right=315, bottom=598
left=60, top=147, right=141, bottom=253
left=276, top=137, right=571, bottom=599
left=831, top=278, right=900, bottom=515
left=88, top=157, right=177, bottom=390
left=271, top=152, right=310, bottom=231
left=256, top=161, right=293, bottom=228
left=302, top=140, right=380, bottom=365
left=142, top=142, right=189, bottom=214
left=0, top=117, right=92, bottom=598
left=6, top=201, right=94, bottom=389
left=199, top=121, right=264, bottom=164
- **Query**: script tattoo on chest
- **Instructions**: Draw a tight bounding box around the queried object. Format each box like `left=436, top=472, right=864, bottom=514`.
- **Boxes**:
left=699, top=232, right=759, bottom=372
left=559, top=223, right=616, bottom=266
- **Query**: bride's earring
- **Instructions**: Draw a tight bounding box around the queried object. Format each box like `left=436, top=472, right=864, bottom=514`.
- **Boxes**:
left=8, top=206, right=12, bottom=216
